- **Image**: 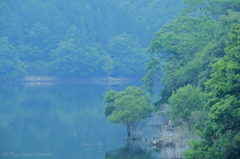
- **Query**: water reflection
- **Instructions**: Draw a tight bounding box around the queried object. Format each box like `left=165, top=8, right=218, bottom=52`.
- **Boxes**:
left=0, top=82, right=161, bottom=159
left=105, top=139, right=158, bottom=159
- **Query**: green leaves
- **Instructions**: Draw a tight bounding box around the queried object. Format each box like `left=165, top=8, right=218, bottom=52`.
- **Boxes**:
left=140, top=0, right=240, bottom=158
left=143, top=8, right=240, bottom=107
left=143, top=15, right=218, bottom=105
left=205, top=21, right=240, bottom=100
left=184, top=20, right=240, bottom=159
left=168, top=84, right=206, bottom=129
left=103, top=86, right=153, bottom=136
left=141, top=57, right=164, bottom=95
left=0, top=37, right=25, bottom=79
left=0, top=0, right=187, bottom=77
left=205, top=21, right=240, bottom=135
left=181, top=0, right=240, bottom=19
left=107, top=33, right=150, bottom=75
left=50, top=40, right=113, bottom=76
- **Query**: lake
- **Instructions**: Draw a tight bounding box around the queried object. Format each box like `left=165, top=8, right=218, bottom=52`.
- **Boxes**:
left=0, top=81, right=161, bottom=159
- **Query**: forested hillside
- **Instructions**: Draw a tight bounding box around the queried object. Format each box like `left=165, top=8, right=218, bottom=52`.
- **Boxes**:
left=142, top=0, right=240, bottom=158
left=0, top=0, right=185, bottom=79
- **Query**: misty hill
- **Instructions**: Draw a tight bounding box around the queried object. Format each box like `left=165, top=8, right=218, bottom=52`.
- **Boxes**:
left=0, top=0, right=185, bottom=79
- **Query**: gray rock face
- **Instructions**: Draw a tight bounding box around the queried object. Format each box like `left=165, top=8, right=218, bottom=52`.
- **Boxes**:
left=152, top=136, right=176, bottom=148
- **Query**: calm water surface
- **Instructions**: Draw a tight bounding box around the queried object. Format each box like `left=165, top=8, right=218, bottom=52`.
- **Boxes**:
left=0, top=81, right=160, bottom=159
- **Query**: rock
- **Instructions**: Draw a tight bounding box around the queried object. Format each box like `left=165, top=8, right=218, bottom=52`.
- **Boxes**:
left=152, top=137, right=176, bottom=148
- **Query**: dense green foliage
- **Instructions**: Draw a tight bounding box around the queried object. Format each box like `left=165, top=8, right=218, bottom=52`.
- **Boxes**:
left=0, top=0, right=185, bottom=79
left=0, top=37, right=25, bottom=79
left=184, top=20, right=240, bottom=159
left=104, top=86, right=153, bottom=137
left=107, top=33, right=149, bottom=75
left=143, top=10, right=240, bottom=105
left=141, top=0, right=240, bottom=158
left=50, top=42, right=113, bottom=76
left=168, top=84, right=206, bottom=130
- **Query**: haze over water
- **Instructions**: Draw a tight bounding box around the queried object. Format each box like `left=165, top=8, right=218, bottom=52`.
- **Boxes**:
left=0, top=81, right=159, bottom=159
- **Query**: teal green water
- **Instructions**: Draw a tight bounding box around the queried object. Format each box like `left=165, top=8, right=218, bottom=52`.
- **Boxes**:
left=0, top=82, right=159, bottom=159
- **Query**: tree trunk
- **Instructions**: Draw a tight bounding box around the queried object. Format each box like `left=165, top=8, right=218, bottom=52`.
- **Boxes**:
left=128, top=131, right=131, bottom=137
left=127, top=124, right=131, bottom=137
left=188, top=120, right=192, bottom=131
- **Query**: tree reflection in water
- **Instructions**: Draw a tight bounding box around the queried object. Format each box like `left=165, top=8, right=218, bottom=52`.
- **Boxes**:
left=105, top=138, right=158, bottom=159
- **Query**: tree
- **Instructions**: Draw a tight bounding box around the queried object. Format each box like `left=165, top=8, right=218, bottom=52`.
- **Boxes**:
left=181, top=0, right=240, bottom=19
left=0, top=0, right=187, bottom=78
left=104, top=86, right=153, bottom=137
left=0, top=37, right=25, bottom=79
left=50, top=40, right=113, bottom=76
left=24, top=23, right=52, bottom=57
left=184, top=20, right=240, bottom=159
left=142, top=15, right=216, bottom=106
left=168, top=84, right=206, bottom=130
left=0, top=1, right=23, bottom=45
left=142, top=7, right=240, bottom=107
left=107, top=33, right=150, bottom=76
left=95, top=8, right=106, bottom=45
